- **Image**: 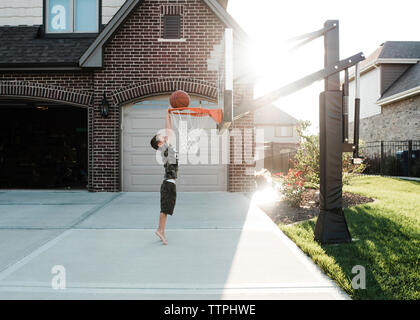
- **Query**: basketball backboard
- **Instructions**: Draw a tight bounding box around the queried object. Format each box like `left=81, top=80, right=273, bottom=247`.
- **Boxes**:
left=217, top=28, right=233, bottom=133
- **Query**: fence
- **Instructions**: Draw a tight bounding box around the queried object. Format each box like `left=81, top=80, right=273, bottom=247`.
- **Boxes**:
left=362, top=140, right=420, bottom=178
left=261, top=140, right=420, bottom=178
left=262, top=142, right=297, bottom=174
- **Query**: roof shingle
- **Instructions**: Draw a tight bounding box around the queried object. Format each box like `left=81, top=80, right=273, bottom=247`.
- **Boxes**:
left=0, top=26, right=95, bottom=67
left=379, top=41, right=420, bottom=59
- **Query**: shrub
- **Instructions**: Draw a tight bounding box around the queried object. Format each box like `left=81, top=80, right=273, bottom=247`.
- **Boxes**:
left=293, top=121, right=320, bottom=185
left=293, top=120, right=366, bottom=186
left=342, top=147, right=367, bottom=184
left=274, top=169, right=305, bottom=207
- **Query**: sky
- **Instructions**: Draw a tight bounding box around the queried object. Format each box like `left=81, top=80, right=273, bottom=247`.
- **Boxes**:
left=227, top=0, right=420, bottom=132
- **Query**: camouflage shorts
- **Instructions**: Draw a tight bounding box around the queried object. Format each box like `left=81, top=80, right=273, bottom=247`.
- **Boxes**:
left=160, top=180, right=176, bottom=215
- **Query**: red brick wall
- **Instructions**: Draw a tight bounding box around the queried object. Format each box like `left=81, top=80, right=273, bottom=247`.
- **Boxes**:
left=229, top=82, right=255, bottom=192
left=93, top=0, right=255, bottom=192
left=0, top=73, right=93, bottom=91
left=0, top=0, right=256, bottom=192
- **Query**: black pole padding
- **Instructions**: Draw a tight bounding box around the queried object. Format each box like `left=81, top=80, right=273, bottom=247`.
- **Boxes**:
left=314, top=91, right=352, bottom=244
left=342, top=68, right=349, bottom=143
left=314, top=208, right=352, bottom=244
left=353, top=62, right=361, bottom=158
left=353, top=97, right=360, bottom=158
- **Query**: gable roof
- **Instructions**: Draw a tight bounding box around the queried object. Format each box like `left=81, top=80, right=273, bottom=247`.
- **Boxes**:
left=373, top=41, right=420, bottom=105
left=0, top=26, right=95, bottom=70
left=254, top=104, right=299, bottom=126
left=80, top=0, right=250, bottom=68
left=349, top=41, right=420, bottom=80
left=377, top=61, right=420, bottom=105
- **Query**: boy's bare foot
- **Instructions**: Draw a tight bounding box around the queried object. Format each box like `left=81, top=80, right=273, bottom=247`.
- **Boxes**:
left=155, top=230, right=168, bottom=245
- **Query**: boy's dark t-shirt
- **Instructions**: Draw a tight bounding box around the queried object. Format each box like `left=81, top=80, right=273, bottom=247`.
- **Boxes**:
left=160, top=143, right=178, bottom=180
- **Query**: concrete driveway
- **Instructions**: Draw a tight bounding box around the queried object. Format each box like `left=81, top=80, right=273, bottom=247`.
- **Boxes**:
left=0, top=190, right=348, bottom=300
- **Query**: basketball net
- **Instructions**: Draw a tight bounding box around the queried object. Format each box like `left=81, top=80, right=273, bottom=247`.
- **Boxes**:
left=168, top=107, right=223, bottom=153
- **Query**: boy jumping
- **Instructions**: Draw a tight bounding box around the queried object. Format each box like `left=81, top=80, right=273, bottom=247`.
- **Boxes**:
left=150, top=110, right=178, bottom=245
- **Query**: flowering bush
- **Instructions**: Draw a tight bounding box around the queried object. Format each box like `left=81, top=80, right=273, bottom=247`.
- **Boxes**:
left=274, top=169, right=305, bottom=207
left=294, top=120, right=366, bottom=186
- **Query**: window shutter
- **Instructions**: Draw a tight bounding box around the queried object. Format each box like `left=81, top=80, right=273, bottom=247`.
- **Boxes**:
left=164, top=15, right=181, bottom=39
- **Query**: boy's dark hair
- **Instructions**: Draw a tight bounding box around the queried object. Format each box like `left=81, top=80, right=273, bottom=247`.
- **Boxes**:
left=150, top=135, right=160, bottom=150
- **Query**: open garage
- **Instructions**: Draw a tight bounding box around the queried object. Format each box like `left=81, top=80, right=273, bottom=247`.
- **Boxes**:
left=0, top=100, right=88, bottom=189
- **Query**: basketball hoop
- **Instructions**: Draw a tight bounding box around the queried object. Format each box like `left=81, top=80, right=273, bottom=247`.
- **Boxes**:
left=168, top=107, right=223, bottom=152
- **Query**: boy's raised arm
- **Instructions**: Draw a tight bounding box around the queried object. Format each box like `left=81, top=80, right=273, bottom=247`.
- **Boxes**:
left=165, top=110, right=173, bottom=144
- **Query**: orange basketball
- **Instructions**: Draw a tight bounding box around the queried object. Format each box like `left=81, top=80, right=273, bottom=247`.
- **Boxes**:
left=170, top=90, right=190, bottom=108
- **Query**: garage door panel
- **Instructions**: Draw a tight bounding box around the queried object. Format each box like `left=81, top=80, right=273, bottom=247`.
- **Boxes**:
left=178, top=165, right=225, bottom=173
left=178, top=174, right=223, bottom=186
left=131, top=173, right=163, bottom=185
left=128, top=117, right=163, bottom=130
left=123, top=135, right=150, bottom=151
left=124, top=156, right=227, bottom=170
left=125, top=175, right=227, bottom=192
left=129, top=173, right=225, bottom=187
left=124, top=155, right=161, bottom=168
left=126, top=176, right=161, bottom=191
left=122, top=97, right=227, bottom=192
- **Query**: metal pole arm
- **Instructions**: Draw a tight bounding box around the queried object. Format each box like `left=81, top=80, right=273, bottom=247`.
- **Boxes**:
left=235, top=52, right=365, bottom=119
left=288, top=24, right=338, bottom=52
left=288, top=24, right=337, bottom=43
left=353, top=62, right=362, bottom=159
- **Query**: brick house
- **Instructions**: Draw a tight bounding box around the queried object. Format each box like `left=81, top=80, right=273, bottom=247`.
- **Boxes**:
left=348, top=41, right=420, bottom=142
left=0, top=0, right=256, bottom=192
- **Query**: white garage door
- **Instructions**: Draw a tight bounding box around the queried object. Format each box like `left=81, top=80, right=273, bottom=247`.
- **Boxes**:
left=122, top=96, right=228, bottom=191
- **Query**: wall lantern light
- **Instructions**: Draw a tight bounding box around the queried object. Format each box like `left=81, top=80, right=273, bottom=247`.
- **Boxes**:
left=100, top=93, right=110, bottom=118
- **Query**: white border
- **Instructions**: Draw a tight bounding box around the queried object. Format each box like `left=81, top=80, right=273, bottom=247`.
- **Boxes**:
left=157, top=38, right=186, bottom=42
left=377, top=85, right=420, bottom=105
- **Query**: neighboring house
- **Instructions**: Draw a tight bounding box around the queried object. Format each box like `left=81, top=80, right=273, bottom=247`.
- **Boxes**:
left=254, top=104, right=299, bottom=172
left=254, top=104, right=299, bottom=147
left=348, top=41, right=420, bottom=142
left=0, top=0, right=255, bottom=192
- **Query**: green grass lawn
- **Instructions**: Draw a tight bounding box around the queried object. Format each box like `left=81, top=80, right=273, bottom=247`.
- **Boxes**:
left=279, top=176, right=420, bottom=300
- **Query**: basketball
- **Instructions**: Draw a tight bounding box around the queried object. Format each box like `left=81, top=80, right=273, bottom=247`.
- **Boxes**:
left=170, top=90, right=190, bottom=108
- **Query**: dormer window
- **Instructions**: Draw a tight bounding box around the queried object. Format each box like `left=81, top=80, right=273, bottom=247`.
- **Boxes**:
left=45, top=0, right=99, bottom=33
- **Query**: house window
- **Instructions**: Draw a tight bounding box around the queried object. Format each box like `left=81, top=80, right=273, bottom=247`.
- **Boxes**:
left=163, top=15, right=181, bottom=39
left=46, top=0, right=99, bottom=33
left=275, top=126, right=294, bottom=137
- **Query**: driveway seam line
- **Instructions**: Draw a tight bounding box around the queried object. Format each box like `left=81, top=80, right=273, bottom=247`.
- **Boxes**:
left=66, top=193, right=123, bottom=229
left=0, top=193, right=122, bottom=279
left=0, top=229, right=75, bottom=281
